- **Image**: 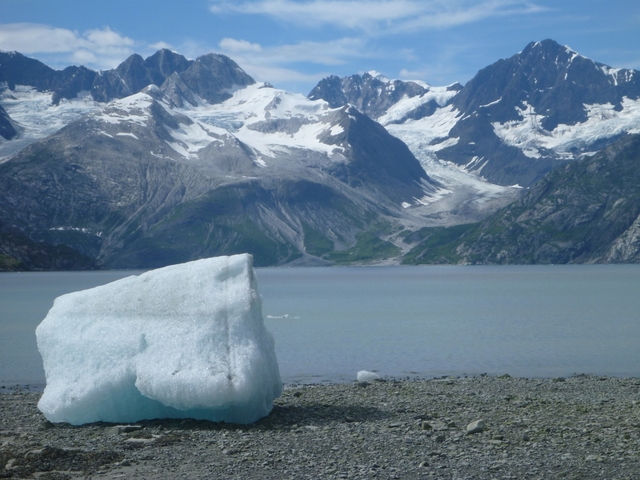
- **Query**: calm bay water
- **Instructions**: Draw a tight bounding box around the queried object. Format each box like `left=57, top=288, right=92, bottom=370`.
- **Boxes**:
left=1, top=265, right=640, bottom=389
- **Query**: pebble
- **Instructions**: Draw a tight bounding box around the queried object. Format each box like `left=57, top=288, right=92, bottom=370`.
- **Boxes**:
left=466, top=418, right=485, bottom=434
left=1, top=375, right=639, bottom=479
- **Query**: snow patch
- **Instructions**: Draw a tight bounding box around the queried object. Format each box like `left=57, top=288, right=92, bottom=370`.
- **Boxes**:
left=0, top=85, right=100, bottom=160
left=366, top=70, right=390, bottom=82
left=479, top=97, right=502, bottom=108
left=93, top=92, right=153, bottom=126
left=183, top=84, right=345, bottom=159
left=377, top=87, right=458, bottom=125
left=492, top=97, right=640, bottom=159
left=116, top=132, right=138, bottom=139
left=330, top=124, right=344, bottom=135
left=384, top=104, right=460, bottom=157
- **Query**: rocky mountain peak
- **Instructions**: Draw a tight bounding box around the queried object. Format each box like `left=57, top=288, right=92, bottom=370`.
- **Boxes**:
left=176, top=53, right=255, bottom=105
left=115, top=53, right=157, bottom=96
left=143, top=49, right=192, bottom=86
left=309, top=72, right=428, bottom=119
left=0, top=51, right=58, bottom=91
left=1, top=49, right=255, bottom=108
left=453, top=39, right=640, bottom=128
left=308, top=75, right=346, bottom=108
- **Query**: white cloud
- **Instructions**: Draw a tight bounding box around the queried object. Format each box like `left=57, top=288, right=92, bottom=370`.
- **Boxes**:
left=391, top=1, right=549, bottom=33
left=84, top=27, right=133, bottom=50
left=219, top=38, right=262, bottom=53
left=216, top=37, right=374, bottom=91
left=71, top=49, right=98, bottom=65
left=0, top=23, right=135, bottom=68
left=212, top=0, right=422, bottom=30
left=243, top=64, right=326, bottom=85
left=148, top=41, right=174, bottom=51
left=209, top=0, right=548, bottom=33
left=218, top=37, right=368, bottom=67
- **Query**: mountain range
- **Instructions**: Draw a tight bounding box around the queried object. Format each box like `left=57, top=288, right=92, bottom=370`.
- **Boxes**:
left=0, top=50, right=440, bottom=268
left=1, top=39, right=640, bottom=269
left=309, top=39, right=640, bottom=187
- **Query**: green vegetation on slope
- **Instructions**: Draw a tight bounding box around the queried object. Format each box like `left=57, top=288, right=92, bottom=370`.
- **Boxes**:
left=302, top=222, right=334, bottom=257
left=401, top=224, right=476, bottom=264
left=328, top=231, right=400, bottom=264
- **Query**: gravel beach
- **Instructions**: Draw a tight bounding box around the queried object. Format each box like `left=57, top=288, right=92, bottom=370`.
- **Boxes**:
left=2, top=375, right=640, bottom=479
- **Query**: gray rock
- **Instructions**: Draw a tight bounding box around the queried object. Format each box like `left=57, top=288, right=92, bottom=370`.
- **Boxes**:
left=466, top=419, right=485, bottom=434
left=110, top=425, right=143, bottom=434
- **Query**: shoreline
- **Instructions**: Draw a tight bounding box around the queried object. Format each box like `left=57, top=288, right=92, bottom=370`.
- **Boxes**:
left=1, top=375, right=639, bottom=479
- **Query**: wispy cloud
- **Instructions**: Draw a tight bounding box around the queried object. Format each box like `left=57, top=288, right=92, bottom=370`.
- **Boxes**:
left=217, top=37, right=370, bottom=88
left=209, top=0, right=548, bottom=33
left=208, top=0, right=550, bottom=91
left=0, top=23, right=135, bottom=69
left=219, top=38, right=263, bottom=53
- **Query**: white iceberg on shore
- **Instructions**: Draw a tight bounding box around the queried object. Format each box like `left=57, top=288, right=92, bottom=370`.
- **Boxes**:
left=357, top=370, right=381, bottom=382
left=36, top=254, right=282, bottom=425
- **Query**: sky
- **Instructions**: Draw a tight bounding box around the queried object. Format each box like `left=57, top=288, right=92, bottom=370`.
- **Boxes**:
left=1, top=0, right=639, bottom=95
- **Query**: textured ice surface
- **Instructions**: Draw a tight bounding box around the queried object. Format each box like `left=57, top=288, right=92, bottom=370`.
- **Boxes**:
left=36, top=254, right=282, bottom=425
left=357, top=370, right=381, bottom=382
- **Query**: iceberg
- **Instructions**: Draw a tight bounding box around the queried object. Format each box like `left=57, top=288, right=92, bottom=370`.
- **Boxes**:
left=36, top=254, right=282, bottom=425
left=357, top=370, right=381, bottom=382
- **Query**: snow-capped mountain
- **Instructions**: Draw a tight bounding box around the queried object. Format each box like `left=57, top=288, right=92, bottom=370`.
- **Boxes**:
left=309, top=39, right=640, bottom=188
left=0, top=49, right=253, bottom=106
left=0, top=49, right=255, bottom=160
left=309, top=70, right=520, bottom=221
left=0, top=51, right=441, bottom=268
left=3, top=40, right=640, bottom=269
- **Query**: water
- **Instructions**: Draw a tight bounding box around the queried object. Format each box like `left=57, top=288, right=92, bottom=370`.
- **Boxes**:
left=2, top=265, right=640, bottom=389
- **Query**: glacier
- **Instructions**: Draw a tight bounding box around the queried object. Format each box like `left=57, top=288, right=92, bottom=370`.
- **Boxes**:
left=35, top=254, right=282, bottom=425
left=491, top=97, right=640, bottom=159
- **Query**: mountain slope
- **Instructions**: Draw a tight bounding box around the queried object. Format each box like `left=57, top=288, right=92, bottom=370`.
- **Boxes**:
left=309, top=39, right=640, bottom=188
left=441, top=39, right=640, bottom=186
left=0, top=76, right=440, bottom=268
left=403, top=134, right=640, bottom=264
left=0, top=220, right=97, bottom=271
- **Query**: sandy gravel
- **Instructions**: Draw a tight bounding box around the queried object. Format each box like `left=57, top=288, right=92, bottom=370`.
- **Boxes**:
left=1, top=375, right=640, bottom=479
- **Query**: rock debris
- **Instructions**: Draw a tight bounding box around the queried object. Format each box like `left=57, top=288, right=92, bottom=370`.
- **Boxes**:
left=1, top=375, right=639, bottom=479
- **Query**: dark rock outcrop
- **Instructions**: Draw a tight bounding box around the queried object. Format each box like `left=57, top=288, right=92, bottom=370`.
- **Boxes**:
left=0, top=104, right=18, bottom=140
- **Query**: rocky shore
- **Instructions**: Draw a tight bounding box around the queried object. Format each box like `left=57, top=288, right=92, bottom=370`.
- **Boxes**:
left=2, top=375, right=639, bottom=479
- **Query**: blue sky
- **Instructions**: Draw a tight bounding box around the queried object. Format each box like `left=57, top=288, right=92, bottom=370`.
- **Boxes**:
left=1, top=0, right=639, bottom=94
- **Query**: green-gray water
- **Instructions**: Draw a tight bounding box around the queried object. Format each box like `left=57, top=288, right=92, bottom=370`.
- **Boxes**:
left=2, top=265, right=640, bottom=388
